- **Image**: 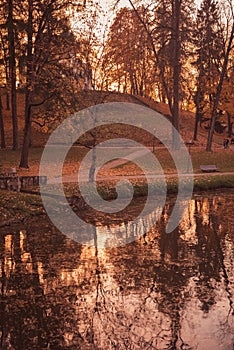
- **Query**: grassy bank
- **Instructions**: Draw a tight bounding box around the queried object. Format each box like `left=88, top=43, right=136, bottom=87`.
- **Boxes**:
left=0, top=190, right=44, bottom=225
left=0, top=174, right=233, bottom=225
left=93, top=174, right=234, bottom=198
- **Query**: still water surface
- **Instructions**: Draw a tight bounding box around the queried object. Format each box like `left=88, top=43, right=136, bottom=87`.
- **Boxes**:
left=0, top=190, right=234, bottom=350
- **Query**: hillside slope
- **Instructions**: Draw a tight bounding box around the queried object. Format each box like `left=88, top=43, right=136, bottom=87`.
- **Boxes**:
left=1, top=89, right=222, bottom=148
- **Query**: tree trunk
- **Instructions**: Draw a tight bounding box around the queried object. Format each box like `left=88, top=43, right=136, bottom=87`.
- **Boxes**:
left=193, top=109, right=200, bottom=141
left=5, top=91, right=10, bottom=111
left=8, top=0, right=18, bottom=150
left=20, top=95, right=31, bottom=168
left=5, top=67, right=10, bottom=110
left=206, top=22, right=234, bottom=151
left=171, top=0, right=181, bottom=150
left=227, top=112, right=232, bottom=137
left=193, top=65, right=205, bottom=141
left=20, top=0, right=33, bottom=168
left=0, top=95, right=6, bottom=149
left=193, top=89, right=204, bottom=141
left=89, top=146, right=96, bottom=183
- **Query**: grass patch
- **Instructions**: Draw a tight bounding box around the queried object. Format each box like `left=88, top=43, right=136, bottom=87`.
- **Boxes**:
left=104, top=148, right=234, bottom=175
left=0, top=190, right=44, bottom=223
left=0, top=148, right=43, bottom=166
left=0, top=146, right=88, bottom=172
left=191, top=149, right=234, bottom=173
left=0, top=146, right=233, bottom=178
left=193, top=174, right=234, bottom=191
left=27, top=174, right=234, bottom=200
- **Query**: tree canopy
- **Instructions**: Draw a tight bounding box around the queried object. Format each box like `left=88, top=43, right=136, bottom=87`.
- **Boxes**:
left=0, top=0, right=234, bottom=165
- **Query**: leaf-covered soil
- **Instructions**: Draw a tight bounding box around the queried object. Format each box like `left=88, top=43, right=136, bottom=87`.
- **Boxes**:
left=0, top=145, right=234, bottom=180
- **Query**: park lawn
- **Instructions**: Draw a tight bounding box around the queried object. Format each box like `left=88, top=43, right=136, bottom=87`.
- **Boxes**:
left=0, top=145, right=233, bottom=179
left=0, top=148, right=43, bottom=166
left=99, top=147, right=234, bottom=176
left=0, top=146, right=88, bottom=176
left=190, top=148, right=234, bottom=173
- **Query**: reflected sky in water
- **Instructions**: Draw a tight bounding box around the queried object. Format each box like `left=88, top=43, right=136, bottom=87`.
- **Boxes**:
left=0, top=190, right=234, bottom=349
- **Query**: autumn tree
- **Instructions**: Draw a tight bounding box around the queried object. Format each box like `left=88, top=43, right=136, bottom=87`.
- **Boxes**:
left=7, top=0, right=19, bottom=149
left=0, top=0, right=23, bottom=148
left=19, top=0, right=87, bottom=168
left=71, top=1, right=104, bottom=91
left=192, top=0, right=224, bottom=141
left=219, top=68, right=234, bottom=137
left=206, top=1, right=234, bottom=150
left=103, top=7, right=154, bottom=96
left=112, top=0, right=194, bottom=149
left=0, top=11, right=10, bottom=111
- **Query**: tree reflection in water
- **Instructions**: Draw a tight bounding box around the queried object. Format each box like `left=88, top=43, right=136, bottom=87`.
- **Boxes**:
left=0, top=190, right=233, bottom=349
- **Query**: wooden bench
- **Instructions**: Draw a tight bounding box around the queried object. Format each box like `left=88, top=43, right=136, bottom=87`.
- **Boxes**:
left=200, top=165, right=217, bottom=172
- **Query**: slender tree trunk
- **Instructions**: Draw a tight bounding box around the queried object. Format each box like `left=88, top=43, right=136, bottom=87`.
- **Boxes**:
left=193, top=64, right=205, bottom=141
left=89, top=113, right=97, bottom=183
left=20, top=0, right=33, bottom=168
left=20, top=95, right=31, bottom=168
left=89, top=146, right=96, bottom=183
left=193, top=110, right=200, bottom=141
left=171, top=0, right=181, bottom=150
left=6, top=92, right=10, bottom=111
left=4, top=66, right=10, bottom=110
left=206, top=22, right=234, bottom=151
left=8, top=0, right=18, bottom=150
left=227, top=112, right=232, bottom=137
left=194, top=89, right=204, bottom=141
left=0, top=95, right=6, bottom=149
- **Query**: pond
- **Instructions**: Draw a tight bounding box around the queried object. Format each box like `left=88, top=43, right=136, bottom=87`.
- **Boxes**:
left=0, top=190, right=233, bottom=349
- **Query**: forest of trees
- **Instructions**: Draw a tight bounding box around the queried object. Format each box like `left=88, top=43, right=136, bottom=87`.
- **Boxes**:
left=0, top=0, right=233, bottom=166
